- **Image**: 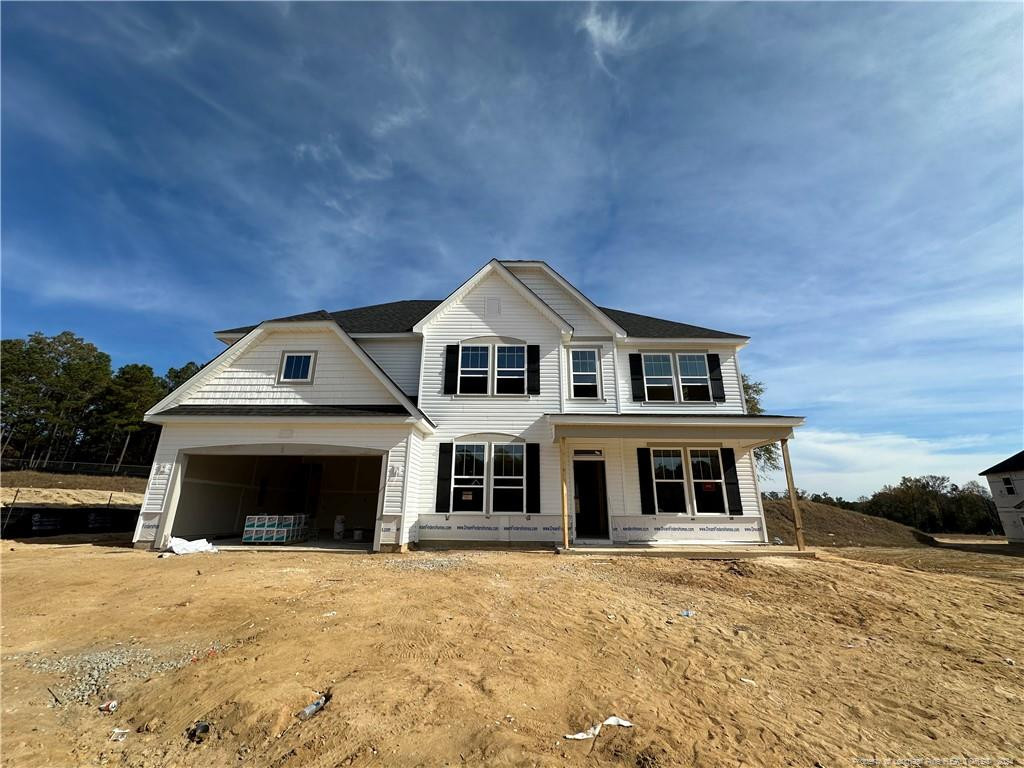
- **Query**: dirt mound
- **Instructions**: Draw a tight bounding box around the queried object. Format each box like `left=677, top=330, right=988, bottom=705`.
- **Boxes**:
left=2, top=545, right=1021, bottom=767
left=2, top=470, right=148, bottom=494
left=764, top=499, right=931, bottom=548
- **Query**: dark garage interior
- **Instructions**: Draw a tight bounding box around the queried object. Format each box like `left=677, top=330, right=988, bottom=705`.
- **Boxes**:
left=170, top=453, right=383, bottom=547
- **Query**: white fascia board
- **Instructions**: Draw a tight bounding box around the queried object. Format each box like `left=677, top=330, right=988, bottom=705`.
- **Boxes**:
left=623, top=337, right=750, bottom=348
left=147, top=327, right=268, bottom=416
left=214, top=332, right=245, bottom=345
left=144, top=414, right=420, bottom=426
left=546, top=414, right=805, bottom=428
left=412, top=260, right=574, bottom=337
left=503, top=260, right=627, bottom=339
left=349, top=332, right=420, bottom=339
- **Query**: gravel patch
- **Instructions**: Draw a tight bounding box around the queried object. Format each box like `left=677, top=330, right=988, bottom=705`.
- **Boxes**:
left=382, top=555, right=469, bottom=571
left=9, top=642, right=225, bottom=704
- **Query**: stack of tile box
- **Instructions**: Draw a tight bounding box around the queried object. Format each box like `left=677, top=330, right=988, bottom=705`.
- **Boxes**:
left=241, top=515, right=308, bottom=544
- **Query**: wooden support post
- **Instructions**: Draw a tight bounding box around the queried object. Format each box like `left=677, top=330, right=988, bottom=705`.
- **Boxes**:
left=559, top=437, right=570, bottom=550
left=781, top=438, right=806, bottom=551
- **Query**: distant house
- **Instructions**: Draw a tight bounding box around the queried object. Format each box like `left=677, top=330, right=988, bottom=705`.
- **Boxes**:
left=133, top=260, right=804, bottom=552
left=979, top=450, right=1024, bottom=543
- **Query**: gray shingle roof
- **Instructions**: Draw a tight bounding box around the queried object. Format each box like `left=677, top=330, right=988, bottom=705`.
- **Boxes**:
left=980, top=450, right=1024, bottom=476
left=597, top=307, right=747, bottom=340
left=217, top=300, right=746, bottom=340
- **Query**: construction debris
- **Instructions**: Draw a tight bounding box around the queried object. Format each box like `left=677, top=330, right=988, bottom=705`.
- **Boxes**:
left=297, top=690, right=332, bottom=721
left=564, top=716, right=633, bottom=740
left=168, top=537, right=218, bottom=555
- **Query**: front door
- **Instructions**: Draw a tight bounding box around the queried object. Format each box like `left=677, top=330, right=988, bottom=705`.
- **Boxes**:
left=573, top=459, right=609, bottom=540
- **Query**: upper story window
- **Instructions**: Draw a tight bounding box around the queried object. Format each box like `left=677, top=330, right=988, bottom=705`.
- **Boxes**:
left=642, top=353, right=676, bottom=401
left=458, top=346, right=490, bottom=394
left=689, top=448, right=727, bottom=514
left=677, top=353, right=711, bottom=402
left=278, top=352, right=316, bottom=383
left=1003, top=477, right=1016, bottom=495
left=571, top=349, right=600, bottom=398
left=492, top=444, right=525, bottom=512
left=452, top=444, right=486, bottom=512
left=495, top=345, right=526, bottom=395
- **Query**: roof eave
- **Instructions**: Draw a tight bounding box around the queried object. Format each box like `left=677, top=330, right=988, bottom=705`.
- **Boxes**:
left=624, top=336, right=750, bottom=347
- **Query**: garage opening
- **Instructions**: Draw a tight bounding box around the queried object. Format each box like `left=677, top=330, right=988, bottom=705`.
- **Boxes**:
left=170, top=453, right=383, bottom=549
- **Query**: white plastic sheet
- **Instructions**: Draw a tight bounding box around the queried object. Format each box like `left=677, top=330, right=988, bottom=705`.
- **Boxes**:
left=168, top=537, right=218, bottom=555
left=564, top=716, right=633, bottom=740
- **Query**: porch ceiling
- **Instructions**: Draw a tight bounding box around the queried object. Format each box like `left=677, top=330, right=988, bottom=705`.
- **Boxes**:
left=546, top=413, right=804, bottom=449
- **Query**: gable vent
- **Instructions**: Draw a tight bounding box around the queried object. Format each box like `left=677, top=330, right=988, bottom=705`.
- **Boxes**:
left=485, top=297, right=501, bottom=316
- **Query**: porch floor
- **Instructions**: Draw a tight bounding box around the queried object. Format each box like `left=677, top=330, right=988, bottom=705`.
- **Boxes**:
left=557, top=544, right=815, bottom=559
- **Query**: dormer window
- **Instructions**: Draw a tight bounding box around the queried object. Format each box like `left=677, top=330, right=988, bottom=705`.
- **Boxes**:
left=278, top=352, right=316, bottom=384
left=495, top=345, right=526, bottom=394
left=458, top=345, right=490, bottom=394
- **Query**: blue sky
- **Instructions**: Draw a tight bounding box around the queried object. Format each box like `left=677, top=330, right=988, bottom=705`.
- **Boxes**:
left=2, top=3, right=1021, bottom=496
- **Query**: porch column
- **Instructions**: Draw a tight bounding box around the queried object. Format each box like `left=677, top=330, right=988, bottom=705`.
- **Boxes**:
left=781, top=438, right=806, bottom=551
left=559, top=436, right=570, bottom=549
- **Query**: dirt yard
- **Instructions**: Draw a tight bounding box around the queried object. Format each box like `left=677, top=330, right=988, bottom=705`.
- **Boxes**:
left=2, top=541, right=1021, bottom=767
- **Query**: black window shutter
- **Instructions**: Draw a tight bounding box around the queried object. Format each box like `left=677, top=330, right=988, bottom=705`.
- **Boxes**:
left=435, top=443, right=453, bottom=513
left=721, top=448, right=743, bottom=515
left=708, top=354, right=726, bottom=402
left=629, top=354, right=646, bottom=401
left=526, top=443, right=540, bottom=514
left=637, top=447, right=655, bottom=515
left=443, top=345, right=459, bottom=395
left=526, top=345, right=541, bottom=395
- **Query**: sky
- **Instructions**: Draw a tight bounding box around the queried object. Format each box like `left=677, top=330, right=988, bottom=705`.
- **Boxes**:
left=2, top=2, right=1022, bottom=497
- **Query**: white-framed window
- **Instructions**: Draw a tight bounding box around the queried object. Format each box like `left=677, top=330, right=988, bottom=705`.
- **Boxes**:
left=491, top=444, right=525, bottom=512
left=495, top=345, right=526, bottom=395
left=642, top=353, right=676, bottom=401
left=688, top=448, right=728, bottom=514
left=570, top=348, right=600, bottom=398
left=458, top=345, right=490, bottom=395
left=1003, top=477, right=1016, bottom=495
left=677, top=353, right=712, bottom=402
left=452, top=443, right=487, bottom=512
left=278, top=351, right=317, bottom=383
left=650, top=448, right=687, bottom=514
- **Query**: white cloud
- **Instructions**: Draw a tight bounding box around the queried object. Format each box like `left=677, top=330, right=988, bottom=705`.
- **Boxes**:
left=579, top=3, right=634, bottom=75
left=371, top=105, right=426, bottom=137
left=760, top=429, right=1014, bottom=499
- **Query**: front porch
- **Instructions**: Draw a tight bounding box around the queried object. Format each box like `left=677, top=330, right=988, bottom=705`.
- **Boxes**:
left=547, top=413, right=808, bottom=550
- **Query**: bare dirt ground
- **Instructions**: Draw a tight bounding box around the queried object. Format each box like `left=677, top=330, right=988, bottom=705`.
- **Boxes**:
left=763, top=499, right=932, bottom=548
left=2, top=540, right=1021, bottom=767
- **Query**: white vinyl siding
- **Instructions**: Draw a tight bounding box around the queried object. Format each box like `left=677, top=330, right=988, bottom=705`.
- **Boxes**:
left=504, top=264, right=611, bottom=337
left=356, top=337, right=422, bottom=396
left=181, top=329, right=399, bottom=406
left=413, top=271, right=564, bottom=535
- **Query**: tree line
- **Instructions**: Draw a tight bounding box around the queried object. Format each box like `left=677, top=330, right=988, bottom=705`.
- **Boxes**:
left=763, top=475, right=1000, bottom=535
left=1, top=331, right=201, bottom=470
